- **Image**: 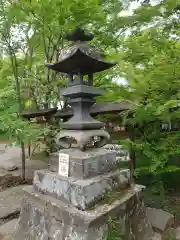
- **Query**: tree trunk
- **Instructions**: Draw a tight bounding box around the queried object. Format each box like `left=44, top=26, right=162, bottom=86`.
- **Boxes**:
left=21, top=141, right=26, bottom=180
left=12, top=53, right=26, bottom=181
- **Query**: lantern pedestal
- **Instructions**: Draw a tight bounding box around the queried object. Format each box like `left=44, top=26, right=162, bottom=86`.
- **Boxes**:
left=13, top=149, right=154, bottom=240
left=13, top=184, right=153, bottom=240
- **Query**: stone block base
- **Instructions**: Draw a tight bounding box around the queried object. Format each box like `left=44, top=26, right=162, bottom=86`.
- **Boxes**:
left=13, top=185, right=154, bottom=240
left=33, top=169, right=130, bottom=210
left=50, top=148, right=117, bottom=179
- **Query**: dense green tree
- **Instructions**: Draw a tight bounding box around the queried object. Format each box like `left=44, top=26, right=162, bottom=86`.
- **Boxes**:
left=112, top=0, right=180, bottom=177
left=0, top=0, right=124, bottom=109
left=0, top=0, right=126, bottom=180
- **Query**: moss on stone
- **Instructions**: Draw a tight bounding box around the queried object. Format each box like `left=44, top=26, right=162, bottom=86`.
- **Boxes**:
left=105, top=217, right=124, bottom=240
left=100, top=187, right=129, bottom=205
left=87, top=186, right=131, bottom=210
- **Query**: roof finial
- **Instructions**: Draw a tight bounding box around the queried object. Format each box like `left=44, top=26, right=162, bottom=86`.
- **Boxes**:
left=65, top=27, right=94, bottom=42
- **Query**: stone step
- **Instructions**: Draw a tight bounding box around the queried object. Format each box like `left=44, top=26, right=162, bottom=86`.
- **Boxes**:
left=0, top=219, right=18, bottom=240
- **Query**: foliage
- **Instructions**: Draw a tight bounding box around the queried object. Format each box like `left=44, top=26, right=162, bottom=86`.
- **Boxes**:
left=0, top=61, right=42, bottom=145
left=0, top=0, right=125, bottom=110
left=108, top=0, right=180, bottom=180
left=41, top=121, right=61, bottom=154
left=0, top=0, right=126, bottom=146
left=0, top=0, right=127, bottom=140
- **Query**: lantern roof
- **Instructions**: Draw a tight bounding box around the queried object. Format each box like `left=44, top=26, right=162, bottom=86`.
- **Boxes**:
left=47, top=28, right=116, bottom=74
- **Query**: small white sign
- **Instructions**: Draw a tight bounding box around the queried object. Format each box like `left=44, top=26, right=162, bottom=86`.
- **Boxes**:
left=58, top=153, right=69, bottom=177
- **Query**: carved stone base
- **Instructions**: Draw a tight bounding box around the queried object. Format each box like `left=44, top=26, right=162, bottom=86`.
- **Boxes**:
left=13, top=185, right=154, bottom=240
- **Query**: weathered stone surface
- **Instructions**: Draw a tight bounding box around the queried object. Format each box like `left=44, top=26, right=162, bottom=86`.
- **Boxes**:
left=13, top=185, right=154, bottom=240
left=151, top=233, right=162, bottom=240
left=146, top=207, right=174, bottom=231
left=0, top=219, right=18, bottom=239
left=163, top=227, right=180, bottom=240
left=161, top=227, right=175, bottom=240
left=0, top=185, right=27, bottom=219
left=6, top=165, right=18, bottom=172
left=50, top=148, right=117, bottom=179
left=33, top=169, right=130, bottom=210
left=175, top=227, right=180, bottom=240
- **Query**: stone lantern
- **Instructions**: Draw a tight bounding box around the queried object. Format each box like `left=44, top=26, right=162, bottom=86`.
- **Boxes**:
left=47, top=27, right=115, bottom=150
left=13, top=28, right=154, bottom=240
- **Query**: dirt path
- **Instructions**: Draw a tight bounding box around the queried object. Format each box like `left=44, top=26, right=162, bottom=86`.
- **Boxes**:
left=0, top=144, right=50, bottom=189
